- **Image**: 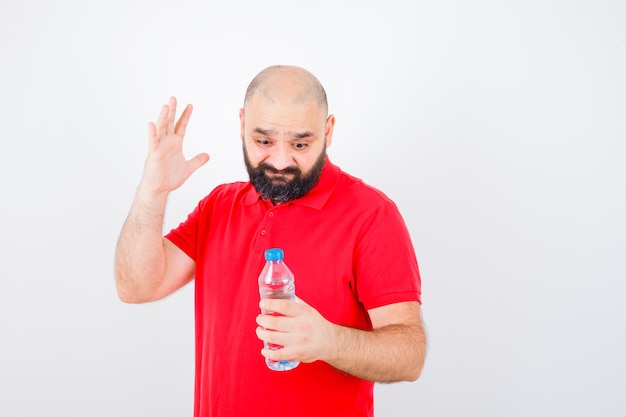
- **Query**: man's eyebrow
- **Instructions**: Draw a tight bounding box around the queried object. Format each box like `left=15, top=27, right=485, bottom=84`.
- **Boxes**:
left=292, top=131, right=315, bottom=140
left=252, top=127, right=315, bottom=140
left=253, top=127, right=276, bottom=136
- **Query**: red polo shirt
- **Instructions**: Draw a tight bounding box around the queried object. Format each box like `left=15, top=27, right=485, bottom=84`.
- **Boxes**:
left=166, top=157, right=421, bottom=417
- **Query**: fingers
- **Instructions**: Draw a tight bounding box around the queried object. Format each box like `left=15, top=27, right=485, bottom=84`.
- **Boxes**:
left=166, top=96, right=177, bottom=134
left=188, top=152, right=210, bottom=173
left=175, top=104, right=193, bottom=137
left=256, top=326, right=289, bottom=347
left=154, top=96, right=190, bottom=139
left=256, top=297, right=331, bottom=364
left=255, top=325, right=309, bottom=364
left=155, top=103, right=169, bottom=139
left=256, top=322, right=295, bottom=349
left=256, top=312, right=289, bottom=331
left=261, top=344, right=300, bottom=363
left=259, top=299, right=303, bottom=317
left=147, top=122, right=158, bottom=151
left=255, top=301, right=310, bottom=335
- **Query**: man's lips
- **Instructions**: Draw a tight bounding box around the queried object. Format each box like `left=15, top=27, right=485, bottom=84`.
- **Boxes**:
left=266, top=171, right=294, bottom=181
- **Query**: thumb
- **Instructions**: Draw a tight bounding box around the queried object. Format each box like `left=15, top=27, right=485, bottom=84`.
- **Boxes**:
left=187, top=152, right=210, bottom=173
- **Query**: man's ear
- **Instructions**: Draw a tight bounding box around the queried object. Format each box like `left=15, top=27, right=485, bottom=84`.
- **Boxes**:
left=325, top=114, right=336, bottom=147
left=239, top=108, right=245, bottom=141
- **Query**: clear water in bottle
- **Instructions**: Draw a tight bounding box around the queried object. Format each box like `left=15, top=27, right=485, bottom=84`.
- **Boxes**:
left=258, top=248, right=299, bottom=371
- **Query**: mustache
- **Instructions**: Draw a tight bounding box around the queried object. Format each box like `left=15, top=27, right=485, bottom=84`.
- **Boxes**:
left=259, top=163, right=301, bottom=176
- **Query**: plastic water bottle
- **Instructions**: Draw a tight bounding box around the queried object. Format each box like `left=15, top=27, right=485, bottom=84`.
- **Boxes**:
left=258, top=248, right=299, bottom=371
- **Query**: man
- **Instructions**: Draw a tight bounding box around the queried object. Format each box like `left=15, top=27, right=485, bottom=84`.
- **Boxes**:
left=115, top=65, right=426, bottom=416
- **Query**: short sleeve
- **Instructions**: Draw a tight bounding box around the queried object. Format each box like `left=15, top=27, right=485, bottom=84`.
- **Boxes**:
left=353, top=199, right=422, bottom=310
left=165, top=202, right=202, bottom=261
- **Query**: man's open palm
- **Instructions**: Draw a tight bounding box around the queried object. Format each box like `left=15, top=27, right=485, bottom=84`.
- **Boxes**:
left=143, top=96, right=209, bottom=194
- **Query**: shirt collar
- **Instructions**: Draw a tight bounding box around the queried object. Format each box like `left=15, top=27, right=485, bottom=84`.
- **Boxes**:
left=242, top=156, right=340, bottom=210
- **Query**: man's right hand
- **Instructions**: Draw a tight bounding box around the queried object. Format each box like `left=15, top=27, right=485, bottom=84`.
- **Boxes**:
left=115, top=97, right=206, bottom=303
left=141, top=96, right=210, bottom=195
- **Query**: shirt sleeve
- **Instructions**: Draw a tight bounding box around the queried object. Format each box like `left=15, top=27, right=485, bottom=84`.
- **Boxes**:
left=165, top=202, right=202, bottom=261
left=353, top=199, right=422, bottom=310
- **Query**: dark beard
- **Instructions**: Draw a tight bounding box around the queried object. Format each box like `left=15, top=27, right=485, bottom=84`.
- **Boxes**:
left=244, top=145, right=326, bottom=204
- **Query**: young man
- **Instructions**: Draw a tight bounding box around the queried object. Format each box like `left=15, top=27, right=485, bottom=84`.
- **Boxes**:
left=115, top=65, right=426, bottom=416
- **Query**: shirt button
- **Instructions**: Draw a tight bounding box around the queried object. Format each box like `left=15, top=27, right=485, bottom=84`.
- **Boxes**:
left=260, top=230, right=267, bottom=236
left=268, top=212, right=274, bottom=217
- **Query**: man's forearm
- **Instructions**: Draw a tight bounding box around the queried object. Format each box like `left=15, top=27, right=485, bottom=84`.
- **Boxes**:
left=114, top=187, right=169, bottom=303
left=325, top=321, right=426, bottom=382
left=257, top=299, right=426, bottom=382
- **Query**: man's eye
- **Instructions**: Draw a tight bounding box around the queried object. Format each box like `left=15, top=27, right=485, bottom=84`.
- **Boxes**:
left=257, top=138, right=272, bottom=146
left=293, top=143, right=308, bottom=150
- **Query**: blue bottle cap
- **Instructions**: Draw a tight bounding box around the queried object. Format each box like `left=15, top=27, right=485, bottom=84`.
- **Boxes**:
left=265, top=248, right=284, bottom=261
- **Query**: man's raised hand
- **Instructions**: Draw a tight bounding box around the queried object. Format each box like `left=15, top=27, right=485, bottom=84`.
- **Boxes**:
left=142, top=96, right=210, bottom=195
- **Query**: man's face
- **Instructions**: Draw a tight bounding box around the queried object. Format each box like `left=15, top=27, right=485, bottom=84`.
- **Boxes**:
left=239, top=95, right=335, bottom=203
left=243, top=142, right=326, bottom=203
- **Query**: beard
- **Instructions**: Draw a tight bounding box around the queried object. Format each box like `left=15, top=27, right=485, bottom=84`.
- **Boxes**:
left=243, top=144, right=326, bottom=204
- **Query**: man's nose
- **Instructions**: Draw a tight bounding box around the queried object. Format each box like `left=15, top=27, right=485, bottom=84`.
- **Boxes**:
left=267, top=144, right=295, bottom=171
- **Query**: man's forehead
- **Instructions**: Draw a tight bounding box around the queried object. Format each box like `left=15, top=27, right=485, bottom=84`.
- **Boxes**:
left=246, top=90, right=318, bottom=110
left=244, top=97, right=323, bottom=123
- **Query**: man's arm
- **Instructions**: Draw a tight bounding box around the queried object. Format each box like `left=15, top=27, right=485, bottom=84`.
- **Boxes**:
left=114, top=189, right=195, bottom=303
left=256, top=299, right=426, bottom=382
left=114, top=97, right=209, bottom=303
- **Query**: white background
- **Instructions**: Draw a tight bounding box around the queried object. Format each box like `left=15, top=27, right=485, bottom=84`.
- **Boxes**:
left=1, top=1, right=625, bottom=416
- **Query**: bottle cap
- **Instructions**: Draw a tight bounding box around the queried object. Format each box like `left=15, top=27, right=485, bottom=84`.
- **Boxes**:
left=265, top=248, right=284, bottom=261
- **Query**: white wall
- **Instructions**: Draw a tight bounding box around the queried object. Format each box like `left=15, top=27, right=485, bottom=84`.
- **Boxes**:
left=1, top=1, right=624, bottom=416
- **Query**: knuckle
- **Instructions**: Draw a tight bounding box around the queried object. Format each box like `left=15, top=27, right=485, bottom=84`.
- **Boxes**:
left=296, top=321, right=310, bottom=332
left=265, top=316, right=278, bottom=329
